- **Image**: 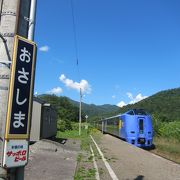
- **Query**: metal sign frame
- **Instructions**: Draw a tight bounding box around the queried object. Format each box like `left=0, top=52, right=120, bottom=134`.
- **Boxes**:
left=5, top=35, right=36, bottom=139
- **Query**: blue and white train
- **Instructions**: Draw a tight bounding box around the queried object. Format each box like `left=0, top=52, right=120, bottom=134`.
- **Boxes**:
left=98, top=109, right=153, bottom=147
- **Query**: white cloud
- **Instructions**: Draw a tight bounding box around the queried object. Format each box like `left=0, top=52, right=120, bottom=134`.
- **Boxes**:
left=127, top=92, right=133, bottom=100
left=126, top=92, right=147, bottom=104
left=117, top=101, right=126, bottom=107
left=59, top=74, right=91, bottom=94
left=112, top=95, right=116, bottom=99
left=136, top=93, right=148, bottom=102
left=39, top=45, right=49, bottom=52
left=117, top=92, right=148, bottom=108
left=47, top=87, right=63, bottom=95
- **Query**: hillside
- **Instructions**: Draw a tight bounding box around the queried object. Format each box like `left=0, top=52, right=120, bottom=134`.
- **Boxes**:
left=37, top=94, right=119, bottom=120
left=37, top=94, right=80, bottom=122
left=118, top=88, right=180, bottom=122
left=37, top=88, right=180, bottom=122
left=69, top=98, right=120, bottom=118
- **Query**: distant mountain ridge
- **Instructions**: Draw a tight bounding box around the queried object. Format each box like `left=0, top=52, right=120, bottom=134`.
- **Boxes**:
left=69, top=88, right=180, bottom=121
left=118, top=88, right=180, bottom=121
left=68, top=98, right=120, bottom=118
left=38, top=87, right=180, bottom=122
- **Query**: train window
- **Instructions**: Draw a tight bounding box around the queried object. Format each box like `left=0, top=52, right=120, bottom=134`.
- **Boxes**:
left=127, top=111, right=134, bottom=115
left=113, top=118, right=118, bottom=126
left=134, top=109, right=147, bottom=115
left=107, top=119, right=114, bottom=125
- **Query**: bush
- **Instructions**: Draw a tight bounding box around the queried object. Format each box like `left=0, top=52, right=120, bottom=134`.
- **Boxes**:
left=57, top=119, right=72, bottom=132
left=71, top=122, right=79, bottom=130
left=159, top=121, right=180, bottom=141
left=152, top=113, right=164, bottom=136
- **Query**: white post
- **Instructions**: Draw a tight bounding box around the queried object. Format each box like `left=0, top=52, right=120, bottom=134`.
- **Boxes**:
left=28, top=0, right=37, bottom=40
left=79, top=88, right=82, bottom=136
left=102, top=121, right=104, bottom=133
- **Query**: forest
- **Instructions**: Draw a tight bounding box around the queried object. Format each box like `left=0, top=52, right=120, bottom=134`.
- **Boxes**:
left=38, top=87, right=180, bottom=141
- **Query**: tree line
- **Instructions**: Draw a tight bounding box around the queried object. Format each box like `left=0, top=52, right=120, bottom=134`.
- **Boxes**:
left=38, top=94, right=86, bottom=131
left=38, top=87, right=180, bottom=140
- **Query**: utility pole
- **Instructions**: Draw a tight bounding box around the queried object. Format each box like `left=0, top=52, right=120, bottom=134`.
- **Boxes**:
left=0, top=0, right=36, bottom=179
left=79, top=88, right=82, bottom=136
left=0, top=1, right=20, bottom=179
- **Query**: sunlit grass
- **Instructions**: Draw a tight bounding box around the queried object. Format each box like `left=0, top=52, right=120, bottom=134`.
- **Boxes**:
left=152, top=136, right=180, bottom=164
left=56, top=129, right=85, bottom=139
left=56, top=124, right=97, bottom=179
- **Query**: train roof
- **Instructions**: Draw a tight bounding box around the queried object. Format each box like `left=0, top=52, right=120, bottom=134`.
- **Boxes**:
left=99, top=114, right=121, bottom=121
left=99, top=109, right=150, bottom=122
left=125, top=109, right=149, bottom=115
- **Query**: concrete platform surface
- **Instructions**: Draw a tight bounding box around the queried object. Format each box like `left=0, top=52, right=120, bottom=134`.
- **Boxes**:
left=25, top=139, right=80, bottom=180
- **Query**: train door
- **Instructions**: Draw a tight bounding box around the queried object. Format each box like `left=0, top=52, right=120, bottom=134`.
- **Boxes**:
left=138, top=118, right=146, bottom=144
left=119, top=119, right=122, bottom=137
left=139, top=118, right=144, bottom=134
left=102, top=120, right=107, bottom=133
left=101, top=120, right=104, bottom=133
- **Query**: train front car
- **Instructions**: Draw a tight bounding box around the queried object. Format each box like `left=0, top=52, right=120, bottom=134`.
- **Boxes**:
left=122, top=109, right=153, bottom=148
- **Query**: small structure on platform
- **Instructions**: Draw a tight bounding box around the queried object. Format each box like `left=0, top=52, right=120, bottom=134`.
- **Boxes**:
left=30, top=97, right=57, bottom=142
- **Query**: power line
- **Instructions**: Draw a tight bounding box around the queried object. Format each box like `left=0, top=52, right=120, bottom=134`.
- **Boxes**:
left=70, top=0, right=83, bottom=136
left=70, top=0, right=80, bottom=78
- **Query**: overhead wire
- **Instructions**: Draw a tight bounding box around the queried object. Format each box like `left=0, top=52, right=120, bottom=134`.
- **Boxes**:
left=70, top=0, right=83, bottom=134
left=70, top=0, right=81, bottom=83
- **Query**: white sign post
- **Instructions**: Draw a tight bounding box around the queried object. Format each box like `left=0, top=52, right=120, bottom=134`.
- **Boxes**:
left=85, top=115, right=89, bottom=130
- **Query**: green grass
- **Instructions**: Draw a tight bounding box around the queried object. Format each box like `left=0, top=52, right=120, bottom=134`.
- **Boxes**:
left=151, top=136, right=180, bottom=164
left=56, top=129, right=84, bottom=139
left=57, top=124, right=98, bottom=179
left=74, top=167, right=96, bottom=180
left=56, top=127, right=89, bottom=149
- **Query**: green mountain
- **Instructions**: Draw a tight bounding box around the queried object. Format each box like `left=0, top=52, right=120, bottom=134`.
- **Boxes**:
left=37, top=88, right=180, bottom=139
left=37, top=87, right=180, bottom=123
left=118, top=88, right=180, bottom=122
left=68, top=99, right=120, bottom=118
left=37, top=95, right=80, bottom=122
left=37, top=94, right=119, bottom=121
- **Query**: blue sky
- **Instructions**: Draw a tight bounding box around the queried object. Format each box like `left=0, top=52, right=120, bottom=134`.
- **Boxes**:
left=34, top=0, right=180, bottom=106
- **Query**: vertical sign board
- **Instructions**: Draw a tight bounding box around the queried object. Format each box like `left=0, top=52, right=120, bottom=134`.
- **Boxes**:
left=3, top=35, right=36, bottom=168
